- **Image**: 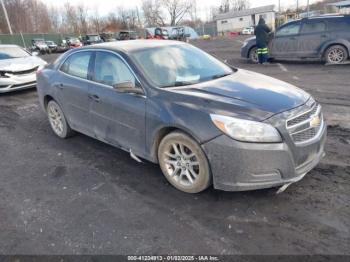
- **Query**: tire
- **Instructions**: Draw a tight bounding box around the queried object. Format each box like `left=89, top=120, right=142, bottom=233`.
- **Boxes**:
left=158, top=131, right=212, bottom=193
left=249, top=47, right=259, bottom=63
left=47, top=100, right=74, bottom=139
left=325, top=45, right=348, bottom=64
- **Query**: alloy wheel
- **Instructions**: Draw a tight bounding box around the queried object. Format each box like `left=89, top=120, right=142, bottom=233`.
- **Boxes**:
left=163, top=142, right=200, bottom=187
left=48, top=102, right=64, bottom=136
left=328, top=48, right=345, bottom=64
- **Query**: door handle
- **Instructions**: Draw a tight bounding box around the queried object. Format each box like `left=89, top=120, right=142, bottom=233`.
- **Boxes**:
left=89, top=94, right=100, bottom=102
left=321, top=35, right=328, bottom=38
left=289, top=37, right=296, bottom=40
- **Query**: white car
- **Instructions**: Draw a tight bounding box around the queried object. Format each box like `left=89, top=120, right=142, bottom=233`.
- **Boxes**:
left=0, top=45, right=47, bottom=93
left=241, top=27, right=255, bottom=35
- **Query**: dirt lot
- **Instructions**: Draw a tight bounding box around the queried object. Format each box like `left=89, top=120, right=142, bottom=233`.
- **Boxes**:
left=0, top=37, right=349, bottom=255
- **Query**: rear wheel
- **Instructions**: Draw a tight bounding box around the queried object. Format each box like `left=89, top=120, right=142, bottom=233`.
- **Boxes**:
left=325, top=45, right=348, bottom=64
left=47, top=100, right=74, bottom=138
left=249, top=47, right=258, bottom=63
left=158, top=132, right=211, bottom=193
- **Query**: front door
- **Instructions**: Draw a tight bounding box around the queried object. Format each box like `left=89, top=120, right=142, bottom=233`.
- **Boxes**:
left=55, top=51, right=94, bottom=135
left=89, top=51, right=146, bottom=156
left=270, top=21, right=302, bottom=58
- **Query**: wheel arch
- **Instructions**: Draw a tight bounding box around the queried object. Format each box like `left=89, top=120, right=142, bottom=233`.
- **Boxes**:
left=150, top=125, right=203, bottom=163
left=43, top=95, right=55, bottom=110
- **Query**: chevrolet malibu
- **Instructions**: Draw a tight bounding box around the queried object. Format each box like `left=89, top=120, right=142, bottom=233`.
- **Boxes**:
left=36, top=40, right=327, bottom=194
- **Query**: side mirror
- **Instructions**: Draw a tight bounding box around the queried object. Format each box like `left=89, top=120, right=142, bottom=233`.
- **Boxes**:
left=113, top=81, right=144, bottom=95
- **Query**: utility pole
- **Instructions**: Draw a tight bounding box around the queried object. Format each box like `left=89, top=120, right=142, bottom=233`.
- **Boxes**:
left=296, top=0, right=299, bottom=18
left=1, top=0, right=13, bottom=34
left=307, top=0, right=310, bottom=17
left=278, top=0, right=281, bottom=13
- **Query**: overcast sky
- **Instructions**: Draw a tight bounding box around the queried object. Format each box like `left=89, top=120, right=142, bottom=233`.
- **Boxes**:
left=43, top=0, right=318, bottom=20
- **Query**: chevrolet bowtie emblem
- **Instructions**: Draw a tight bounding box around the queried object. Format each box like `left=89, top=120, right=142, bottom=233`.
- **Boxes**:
left=310, top=115, right=321, bottom=128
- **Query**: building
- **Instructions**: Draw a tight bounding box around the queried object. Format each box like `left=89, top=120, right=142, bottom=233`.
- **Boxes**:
left=215, top=5, right=276, bottom=35
left=328, top=0, right=350, bottom=14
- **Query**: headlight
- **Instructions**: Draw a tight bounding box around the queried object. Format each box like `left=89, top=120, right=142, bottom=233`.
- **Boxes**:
left=210, top=114, right=282, bottom=143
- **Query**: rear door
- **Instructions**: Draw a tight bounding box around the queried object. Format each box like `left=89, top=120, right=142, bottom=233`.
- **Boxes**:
left=298, top=19, right=328, bottom=58
left=56, top=51, right=94, bottom=136
left=270, top=21, right=302, bottom=58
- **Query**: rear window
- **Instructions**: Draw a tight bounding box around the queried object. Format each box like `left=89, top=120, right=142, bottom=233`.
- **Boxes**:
left=301, top=21, right=326, bottom=33
left=60, top=52, right=92, bottom=79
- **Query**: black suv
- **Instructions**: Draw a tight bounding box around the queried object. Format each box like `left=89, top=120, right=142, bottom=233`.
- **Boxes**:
left=241, top=15, right=350, bottom=64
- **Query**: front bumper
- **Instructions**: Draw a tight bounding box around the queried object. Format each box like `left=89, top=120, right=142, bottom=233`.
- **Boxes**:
left=202, top=122, right=327, bottom=192
left=0, top=73, right=37, bottom=93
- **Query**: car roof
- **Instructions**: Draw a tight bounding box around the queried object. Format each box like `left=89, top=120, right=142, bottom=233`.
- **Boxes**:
left=84, top=40, right=185, bottom=53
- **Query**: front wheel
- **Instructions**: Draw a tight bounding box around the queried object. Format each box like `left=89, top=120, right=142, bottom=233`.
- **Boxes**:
left=47, top=100, right=74, bottom=138
left=249, top=47, right=258, bottom=63
left=325, top=45, right=348, bottom=64
left=158, top=132, right=212, bottom=193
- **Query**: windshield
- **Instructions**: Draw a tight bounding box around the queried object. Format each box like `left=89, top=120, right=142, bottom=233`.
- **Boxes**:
left=0, top=47, right=30, bottom=60
left=131, top=44, right=233, bottom=88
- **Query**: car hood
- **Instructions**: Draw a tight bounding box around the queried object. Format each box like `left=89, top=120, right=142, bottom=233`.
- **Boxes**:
left=0, top=56, right=47, bottom=72
left=170, top=69, right=310, bottom=120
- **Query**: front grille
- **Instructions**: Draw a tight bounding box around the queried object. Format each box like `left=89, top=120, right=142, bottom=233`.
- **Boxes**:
left=0, top=66, right=38, bottom=76
left=287, top=104, right=318, bottom=127
left=286, top=103, right=323, bottom=144
left=11, top=81, right=36, bottom=88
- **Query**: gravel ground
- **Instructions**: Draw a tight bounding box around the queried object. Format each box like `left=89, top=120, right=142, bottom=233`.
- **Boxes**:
left=0, top=38, right=349, bottom=255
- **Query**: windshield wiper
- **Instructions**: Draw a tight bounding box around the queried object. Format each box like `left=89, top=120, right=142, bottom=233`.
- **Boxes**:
left=162, top=81, right=197, bottom=88
left=212, top=73, right=232, bottom=80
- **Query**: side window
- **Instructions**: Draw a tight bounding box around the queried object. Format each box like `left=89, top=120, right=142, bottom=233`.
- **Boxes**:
left=301, top=22, right=326, bottom=34
left=327, top=18, right=350, bottom=31
left=93, top=52, right=136, bottom=87
left=60, top=52, right=92, bottom=79
left=276, top=23, right=301, bottom=37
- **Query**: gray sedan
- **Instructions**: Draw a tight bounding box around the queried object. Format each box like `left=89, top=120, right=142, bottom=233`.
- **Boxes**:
left=36, top=40, right=326, bottom=194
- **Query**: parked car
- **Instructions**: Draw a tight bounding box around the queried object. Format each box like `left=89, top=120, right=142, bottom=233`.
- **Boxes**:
left=37, top=40, right=326, bottom=194
left=241, top=26, right=255, bottom=35
left=82, top=34, right=103, bottom=45
left=0, top=45, right=46, bottom=93
left=46, top=41, right=58, bottom=52
left=146, top=28, right=169, bottom=40
left=169, top=27, right=188, bottom=42
left=100, top=32, right=117, bottom=42
left=241, top=15, right=350, bottom=64
left=32, top=39, right=50, bottom=54
left=65, top=37, right=83, bottom=49
left=117, top=31, right=138, bottom=41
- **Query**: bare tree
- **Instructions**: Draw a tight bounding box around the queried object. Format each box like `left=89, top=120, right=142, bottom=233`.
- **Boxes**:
left=162, top=0, right=192, bottom=26
left=62, top=2, right=79, bottom=33
left=141, top=0, right=165, bottom=27
left=229, top=0, right=250, bottom=11
left=76, top=4, right=88, bottom=34
left=90, top=8, right=103, bottom=33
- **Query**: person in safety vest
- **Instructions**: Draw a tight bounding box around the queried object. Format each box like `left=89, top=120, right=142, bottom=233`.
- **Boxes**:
left=254, top=17, right=271, bottom=64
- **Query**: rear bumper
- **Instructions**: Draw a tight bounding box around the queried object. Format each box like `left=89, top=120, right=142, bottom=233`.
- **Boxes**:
left=202, top=123, right=327, bottom=192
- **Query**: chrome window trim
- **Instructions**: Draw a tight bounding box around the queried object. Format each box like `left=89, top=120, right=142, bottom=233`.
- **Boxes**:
left=57, top=48, right=146, bottom=95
